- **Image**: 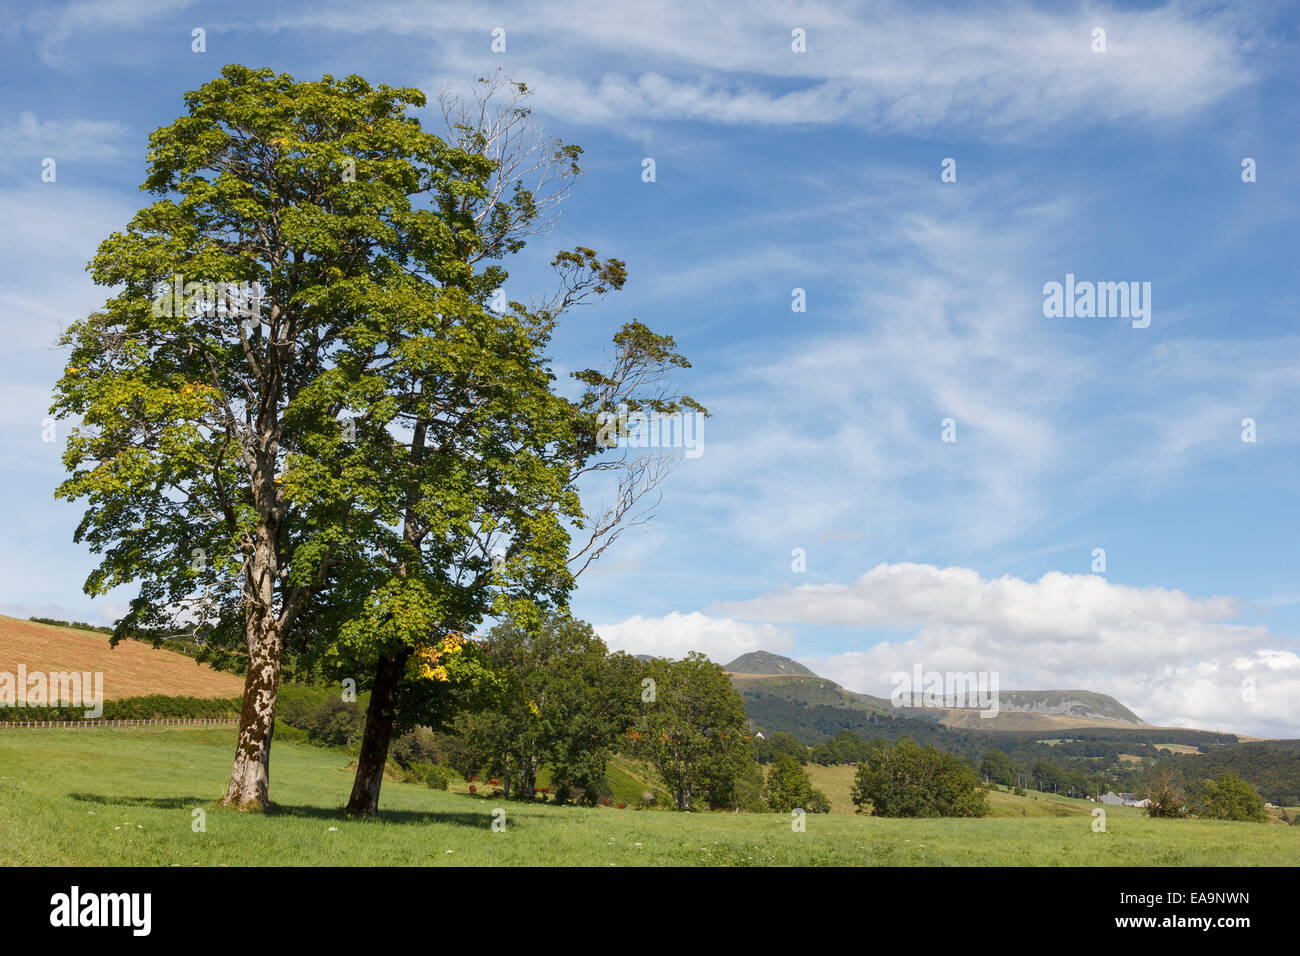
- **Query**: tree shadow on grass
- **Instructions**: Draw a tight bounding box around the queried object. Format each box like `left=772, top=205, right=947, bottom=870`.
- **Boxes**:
left=68, top=792, right=493, bottom=828
left=69, top=792, right=211, bottom=811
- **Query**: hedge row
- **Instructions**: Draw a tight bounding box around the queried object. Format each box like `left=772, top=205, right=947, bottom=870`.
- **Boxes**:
left=28, top=617, right=114, bottom=635
left=0, top=694, right=243, bottom=722
left=0, top=684, right=368, bottom=740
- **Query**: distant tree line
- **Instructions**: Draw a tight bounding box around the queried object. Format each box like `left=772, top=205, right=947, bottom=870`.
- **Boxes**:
left=741, top=692, right=1294, bottom=805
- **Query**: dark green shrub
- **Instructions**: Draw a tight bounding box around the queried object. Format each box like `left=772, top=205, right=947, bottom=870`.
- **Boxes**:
left=554, top=776, right=613, bottom=807
left=391, top=727, right=443, bottom=769
left=304, top=696, right=365, bottom=748
left=275, top=685, right=368, bottom=750
left=764, top=752, right=816, bottom=812
left=805, top=789, right=831, bottom=814
left=403, top=762, right=455, bottom=790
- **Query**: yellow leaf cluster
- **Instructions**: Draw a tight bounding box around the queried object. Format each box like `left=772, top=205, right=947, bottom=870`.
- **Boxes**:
left=414, top=632, right=468, bottom=682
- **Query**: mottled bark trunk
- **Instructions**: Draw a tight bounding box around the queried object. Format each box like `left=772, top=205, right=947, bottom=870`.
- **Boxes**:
left=221, top=528, right=283, bottom=811
left=346, top=650, right=409, bottom=816
left=222, top=603, right=282, bottom=808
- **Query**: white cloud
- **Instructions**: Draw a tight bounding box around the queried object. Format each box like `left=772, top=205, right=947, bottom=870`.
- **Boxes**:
left=0, top=186, right=137, bottom=360
left=716, top=562, right=1240, bottom=634
left=298, top=0, right=1264, bottom=140
left=596, top=610, right=792, bottom=663
left=605, top=160, right=1300, bottom=566
left=0, top=112, right=126, bottom=162
left=706, top=561, right=1299, bottom=735
left=633, top=176, right=1097, bottom=557
left=15, top=0, right=194, bottom=67
left=209, top=1, right=1271, bottom=140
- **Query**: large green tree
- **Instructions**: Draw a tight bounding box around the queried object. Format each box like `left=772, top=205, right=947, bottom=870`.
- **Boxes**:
left=447, top=612, right=641, bottom=804
left=851, top=738, right=989, bottom=817
left=315, top=75, right=707, bottom=815
left=52, top=65, right=522, bottom=809
left=980, top=748, right=1017, bottom=787
left=764, top=752, right=818, bottom=812
left=633, top=652, right=750, bottom=810
left=1196, top=771, right=1266, bottom=822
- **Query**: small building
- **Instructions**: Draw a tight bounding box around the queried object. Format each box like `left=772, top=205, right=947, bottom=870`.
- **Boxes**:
left=1099, top=791, right=1125, bottom=806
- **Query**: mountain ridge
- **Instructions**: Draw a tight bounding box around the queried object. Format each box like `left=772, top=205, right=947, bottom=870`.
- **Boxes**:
left=721, top=650, right=1146, bottom=728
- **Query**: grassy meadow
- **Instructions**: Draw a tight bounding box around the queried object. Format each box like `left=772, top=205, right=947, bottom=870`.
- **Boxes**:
left=1, top=726, right=1296, bottom=866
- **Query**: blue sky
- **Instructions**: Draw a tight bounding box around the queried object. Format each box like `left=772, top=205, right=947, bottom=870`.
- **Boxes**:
left=0, top=0, right=1297, bottom=734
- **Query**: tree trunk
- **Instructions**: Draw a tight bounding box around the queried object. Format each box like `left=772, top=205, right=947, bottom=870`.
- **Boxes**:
left=221, top=520, right=290, bottom=811
left=346, top=650, right=409, bottom=816
left=348, top=408, right=425, bottom=817
left=523, top=750, right=537, bottom=800
left=221, top=570, right=283, bottom=811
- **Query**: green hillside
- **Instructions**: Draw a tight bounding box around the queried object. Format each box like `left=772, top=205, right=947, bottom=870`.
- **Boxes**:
left=725, top=651, right=819, bottom=676
left=725, top=651, right=1143, bottom=726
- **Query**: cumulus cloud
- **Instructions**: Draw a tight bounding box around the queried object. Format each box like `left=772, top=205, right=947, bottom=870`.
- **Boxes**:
left=595, top=611, right=792, bottom=663
left=704, top=562, right=1299, bottom=735
left=715, top=562, right=1241, bottom=637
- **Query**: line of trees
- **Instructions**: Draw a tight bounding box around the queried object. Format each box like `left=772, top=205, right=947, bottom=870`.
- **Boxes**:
left=377, top=612, right=785, bottom=812
left=390, top=616, right=842, bottom=815
left=754, top=728, right=885, bottom=766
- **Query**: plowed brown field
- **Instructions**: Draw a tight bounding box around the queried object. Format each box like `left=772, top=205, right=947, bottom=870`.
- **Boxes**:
left=0, top=616, right=242, bottom=699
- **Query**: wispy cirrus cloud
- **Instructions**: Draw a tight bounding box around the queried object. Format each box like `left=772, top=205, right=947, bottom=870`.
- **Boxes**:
left=11, top=0, right=195, bottom=67
left=0, top=112, right=127, bottom=162
left=265, top=0, right=1268, bottom=140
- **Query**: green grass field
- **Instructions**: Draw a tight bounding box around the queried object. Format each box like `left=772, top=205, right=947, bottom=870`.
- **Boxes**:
left=1, top=727, right=1296, bottom=866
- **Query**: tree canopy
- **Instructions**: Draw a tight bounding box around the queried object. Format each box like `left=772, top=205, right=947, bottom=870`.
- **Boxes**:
left=632, top=653, right=750, bottom=810
left=851, top=738, right=989, bottom=818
